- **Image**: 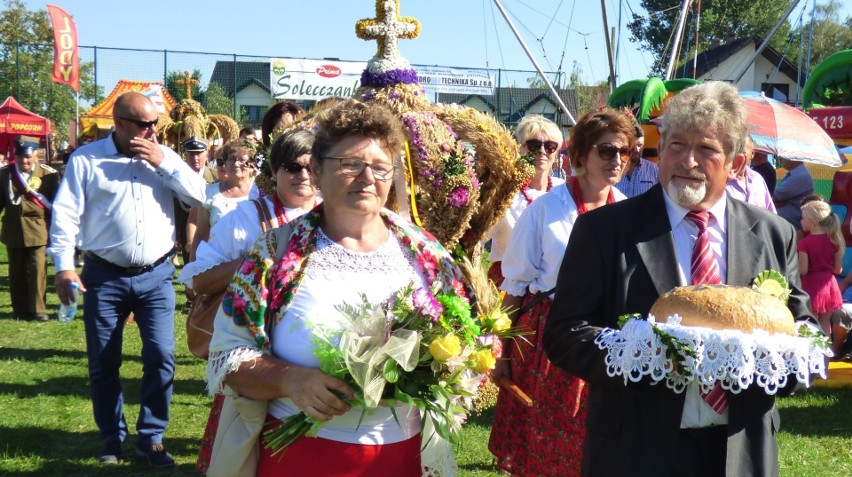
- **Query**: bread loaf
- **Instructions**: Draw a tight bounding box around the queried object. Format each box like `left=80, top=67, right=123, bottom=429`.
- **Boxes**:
left=649, top=284, right=796, bottom=335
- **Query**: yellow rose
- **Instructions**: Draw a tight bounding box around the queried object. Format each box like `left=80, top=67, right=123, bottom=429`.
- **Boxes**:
left=469, top=349, right=496, bottom=373
left=429, top=334, right=462, bottom=363
left=491, top=311, right=512, bottom=332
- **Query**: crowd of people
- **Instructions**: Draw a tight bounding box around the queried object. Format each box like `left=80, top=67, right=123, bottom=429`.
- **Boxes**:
left=0, top=81, right=847, bottom=476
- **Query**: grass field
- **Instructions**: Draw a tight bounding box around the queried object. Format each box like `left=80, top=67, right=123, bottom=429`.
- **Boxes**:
left=0, top=247, right=850, bottom=476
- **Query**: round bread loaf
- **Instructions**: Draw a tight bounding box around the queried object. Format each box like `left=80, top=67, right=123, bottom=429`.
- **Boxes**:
left=650, top=284, right=796, bottom=335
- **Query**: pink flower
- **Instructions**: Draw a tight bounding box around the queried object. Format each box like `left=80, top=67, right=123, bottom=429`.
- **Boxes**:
left=412, top=288, right=443, bottom=321
left=231, top=294, right=248, bottom=317
left=439, top=143, right=453, bottom=153
left=447, top=187, right=469, bottom=208
left=417, top=250, right=439, bottom=279
left=240, top=260, right=255, bottom=275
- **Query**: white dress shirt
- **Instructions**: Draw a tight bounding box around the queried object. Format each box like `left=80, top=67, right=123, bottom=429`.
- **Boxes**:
left=501, top=183, right=626, bottom=297
left=49, top=134, right=207, bottom=271
left=662, top=190, right=730, bottom=428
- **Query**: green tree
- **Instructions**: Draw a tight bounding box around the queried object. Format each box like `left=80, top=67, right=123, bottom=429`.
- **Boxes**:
left=201, top=82, right=234, bottom=117
left=0, top=0, right=100, bottom=141
left=789, top=0, right=852, bottom=74
left=567, top=61, right=608, bottom=117
left=628, top=0, right=791, bottom=75
left=165, top=68, right=202, bottom=102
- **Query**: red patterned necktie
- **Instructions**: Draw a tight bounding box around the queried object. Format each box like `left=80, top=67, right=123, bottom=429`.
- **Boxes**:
left=685, top=210, right=728, bottom=414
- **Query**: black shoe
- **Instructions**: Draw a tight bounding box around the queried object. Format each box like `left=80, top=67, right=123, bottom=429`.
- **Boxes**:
left=98, top=440, right=122, bottom=465
left=135, top=442, right=175, bottom=469
left=34, top=313, right=49, bottom=322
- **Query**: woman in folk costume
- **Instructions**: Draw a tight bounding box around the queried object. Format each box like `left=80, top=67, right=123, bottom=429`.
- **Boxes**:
left=489, top=109, right=635, bottom=476
left=206, top=99, right=470, bottom=477
left=487, top=115, right=566, bottom=287
left=178, top=129, right=318, bottom=474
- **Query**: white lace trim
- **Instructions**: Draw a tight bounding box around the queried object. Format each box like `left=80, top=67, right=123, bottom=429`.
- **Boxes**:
left=305, top=227, right=418, bottom=280
left=594, top=314, right=831, bottom=395
left=206, top=347, right=264, bottom=397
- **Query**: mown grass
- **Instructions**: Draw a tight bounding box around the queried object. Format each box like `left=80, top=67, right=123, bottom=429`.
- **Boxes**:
left=0, top=247, right=849, bottom=476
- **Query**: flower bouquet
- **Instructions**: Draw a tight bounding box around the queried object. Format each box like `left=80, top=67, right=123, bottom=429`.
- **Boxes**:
left=263, top=282, right=525, bottom=455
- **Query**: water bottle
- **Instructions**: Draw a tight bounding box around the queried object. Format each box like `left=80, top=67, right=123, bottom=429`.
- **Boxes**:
left=58, top=282, right=79, bottom=323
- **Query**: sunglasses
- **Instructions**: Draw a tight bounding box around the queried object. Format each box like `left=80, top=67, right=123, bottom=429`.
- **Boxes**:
left=525, top=139, right=559, bottom=154
left=593, top=143, right=632, bottom=161
left=282, top=162, right=310, bottom=174
left=118, top=116, right=158, bottom=130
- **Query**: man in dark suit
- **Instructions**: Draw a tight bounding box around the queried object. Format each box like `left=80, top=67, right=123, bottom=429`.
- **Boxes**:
left=543, top=81, right=814, bottom=477
left=0, top=138, right=61, bottom=321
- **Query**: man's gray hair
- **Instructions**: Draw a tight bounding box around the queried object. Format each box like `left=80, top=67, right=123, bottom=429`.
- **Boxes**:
left=660, top=81, right=748, bottom=164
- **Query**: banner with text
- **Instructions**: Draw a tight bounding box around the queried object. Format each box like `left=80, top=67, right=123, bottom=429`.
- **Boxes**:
left=416, top=66, right=495, bottom=96
left=270, top=58, right=365, bottom=101
left=47, top=4, right=79, bottom=92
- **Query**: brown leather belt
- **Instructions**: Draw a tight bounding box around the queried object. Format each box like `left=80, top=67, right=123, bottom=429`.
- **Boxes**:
left=83, top=251, right=173, bottom=276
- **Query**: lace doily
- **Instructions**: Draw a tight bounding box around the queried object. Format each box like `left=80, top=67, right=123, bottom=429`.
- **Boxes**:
left=594, top=314, right=831, bottom=395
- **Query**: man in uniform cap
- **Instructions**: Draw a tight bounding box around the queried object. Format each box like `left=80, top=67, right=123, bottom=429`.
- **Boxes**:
left=0, top=138, right=61, bottom=321
left=176, top=136, right=216, bottom=266
left=182, top=136, right=217, bottom=184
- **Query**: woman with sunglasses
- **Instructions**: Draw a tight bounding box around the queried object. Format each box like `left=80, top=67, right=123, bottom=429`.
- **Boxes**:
left=205, top=99, right=469, bottom=476
left=489, top=108, right=635, bottom=477
left=487, top=115, right=566, bottom=287
left=179, top=129, right=319, bottom=474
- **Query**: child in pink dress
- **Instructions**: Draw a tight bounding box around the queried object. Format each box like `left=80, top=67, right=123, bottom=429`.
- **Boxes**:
left=798, top=201, right=845, bottom=336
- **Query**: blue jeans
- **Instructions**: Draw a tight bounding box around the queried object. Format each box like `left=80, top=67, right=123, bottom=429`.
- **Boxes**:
left=81, top=258, right=176, bottom=446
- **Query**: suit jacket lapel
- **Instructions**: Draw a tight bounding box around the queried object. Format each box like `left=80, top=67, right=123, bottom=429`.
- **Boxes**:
left=726, top=199, right=765, bottom=287
left=634, top=185, right=680, bottom=296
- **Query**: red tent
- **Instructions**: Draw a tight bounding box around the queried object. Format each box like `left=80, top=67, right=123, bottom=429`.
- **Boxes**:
left=0, top=96, right=52, bottom=157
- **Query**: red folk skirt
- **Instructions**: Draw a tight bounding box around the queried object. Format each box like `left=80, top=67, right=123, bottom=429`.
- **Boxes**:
left=488, top=292, right=589, bottom=477
left=257, top=415, right=422, bottom=477
left=195, top=393, right=224, bottom=473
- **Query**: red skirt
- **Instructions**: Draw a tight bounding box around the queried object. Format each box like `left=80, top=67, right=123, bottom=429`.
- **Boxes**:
left=488, top=293, right=589, bottom=477
left=487, top=261, right=505, bottom=289
left=196, top=393, right=224, bottom=473
left=257, top=414, right=422, bottom=477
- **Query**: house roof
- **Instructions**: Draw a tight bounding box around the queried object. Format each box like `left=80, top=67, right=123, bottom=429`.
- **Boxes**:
left=209, top=61, right=271, bottom=96
left=675, top=36, right=804, bottom=86
left=437, top=87, right=579, bottom=123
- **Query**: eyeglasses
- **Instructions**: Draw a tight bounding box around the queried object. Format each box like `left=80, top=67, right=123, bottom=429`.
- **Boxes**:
left=118, top=117, right=158, bottom=130
left=323, top=156, right=395, bottom=181
left=282, top=162, right=310, bottom=174
left=525, top=139, right=559, bottom=154
left=593, top=143, right=632, bottom=162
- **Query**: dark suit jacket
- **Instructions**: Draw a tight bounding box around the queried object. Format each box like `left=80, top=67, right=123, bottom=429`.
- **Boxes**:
left=543, top=184, right=813, bottom=477
left=0, top=164, right=61, bottom=248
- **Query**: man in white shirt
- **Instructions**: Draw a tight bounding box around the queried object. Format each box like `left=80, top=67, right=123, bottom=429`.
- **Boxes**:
left=49, top=92, right=206, bottom=468
left=544, top=82, right=813, bottom=477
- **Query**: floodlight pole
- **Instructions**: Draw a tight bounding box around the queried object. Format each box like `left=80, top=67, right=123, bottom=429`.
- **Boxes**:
left=492, top=0, right=576, bottom=126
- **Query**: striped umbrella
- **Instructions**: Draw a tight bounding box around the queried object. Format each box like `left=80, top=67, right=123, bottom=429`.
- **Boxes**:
left=740, top=91, right=843, bottom=166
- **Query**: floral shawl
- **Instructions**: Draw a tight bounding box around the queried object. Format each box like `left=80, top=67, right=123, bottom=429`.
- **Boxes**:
left=207, top=205, right=472, bottom=395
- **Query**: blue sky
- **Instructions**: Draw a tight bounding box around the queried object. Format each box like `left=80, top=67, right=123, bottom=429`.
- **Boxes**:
left=25, top=0, right=656, bottom=86
left=23, top=1, right=851, bottom=90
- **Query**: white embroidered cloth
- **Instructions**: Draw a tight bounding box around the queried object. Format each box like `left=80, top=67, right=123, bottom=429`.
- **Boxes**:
left=594, top=314, right=831, bottom=394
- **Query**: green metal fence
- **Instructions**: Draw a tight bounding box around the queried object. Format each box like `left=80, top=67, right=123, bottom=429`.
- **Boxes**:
left=1, top=41, right=579, bottom=142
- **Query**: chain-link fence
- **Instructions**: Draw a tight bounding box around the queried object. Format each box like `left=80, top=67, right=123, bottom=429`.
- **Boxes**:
left=1, top=42, right=581, bottom=143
